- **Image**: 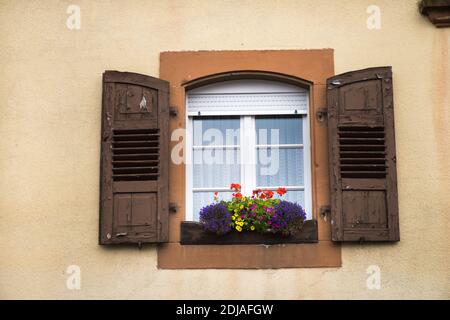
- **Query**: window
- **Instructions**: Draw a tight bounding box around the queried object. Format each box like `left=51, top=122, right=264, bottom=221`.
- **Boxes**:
left=185, top=79, right=312, bottom=221
left=159, top=49, right=341, bottom=268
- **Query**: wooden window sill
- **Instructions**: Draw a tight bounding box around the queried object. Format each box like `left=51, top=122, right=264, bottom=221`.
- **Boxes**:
left=180, top=220, right=318, bottom=245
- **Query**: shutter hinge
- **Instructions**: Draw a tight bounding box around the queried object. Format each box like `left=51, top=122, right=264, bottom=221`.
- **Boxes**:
left=169, top=106, right=178, bottom=117
left=316, top=108, right=328, bottom=122
left=169, top=202, right=178, bottom=213
left=320, top=205, right=331, bottom=221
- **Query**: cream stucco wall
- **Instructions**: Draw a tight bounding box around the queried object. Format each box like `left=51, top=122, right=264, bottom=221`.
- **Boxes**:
left=0, top=0, right=449, bottom=299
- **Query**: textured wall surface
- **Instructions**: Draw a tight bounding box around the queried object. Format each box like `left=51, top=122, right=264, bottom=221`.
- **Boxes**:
left=0, top=0, right=449, bottom=299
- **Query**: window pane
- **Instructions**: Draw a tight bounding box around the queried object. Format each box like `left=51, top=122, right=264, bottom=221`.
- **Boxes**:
left=193, top=117, right=240, bottom=146
left=282, top=190, right=305, bottom=207
left=256, top=116, right=303, bottom=145
left=193, top=192, right=234, bottom=221
left=193, top=149, right=240, bottom=188
left=257, top=148, right=304, bottom=186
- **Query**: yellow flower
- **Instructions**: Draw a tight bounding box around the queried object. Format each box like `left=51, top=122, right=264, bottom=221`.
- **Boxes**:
left=236, top=226, right=242, bottom=232
left=239, top=222, right=244, bottom=226
left=231, top=216, right=235, bottom=220
left=234, top=209, right=238, bottom=213
left=239, top=205, right=244, bottom=209
left=250, top=226, right=255, bottom=231
left=244, top=222, right=248, bottom=225
left=249, top=201, right=253, bottom=205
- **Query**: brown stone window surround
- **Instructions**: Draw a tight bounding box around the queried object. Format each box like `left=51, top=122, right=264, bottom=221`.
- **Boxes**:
left=158, top=50, right=341, bottom=269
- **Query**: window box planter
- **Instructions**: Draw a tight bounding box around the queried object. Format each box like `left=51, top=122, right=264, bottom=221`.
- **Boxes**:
left=419, top=0, right=450, bottom=27
left=180, top=219, right=318, bottom=245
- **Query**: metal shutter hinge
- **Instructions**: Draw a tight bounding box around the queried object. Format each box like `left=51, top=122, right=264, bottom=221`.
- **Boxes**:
left=169, top=202, right=178, bottom=213
left=316, top=108, right=328, bottom=122
left=320, top=205, right=331, bottom=221
left=169, top=106, right=178, bottom=117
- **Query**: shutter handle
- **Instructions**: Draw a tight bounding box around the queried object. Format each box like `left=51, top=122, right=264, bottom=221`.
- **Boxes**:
left=116, top=232, right=128, bottom=237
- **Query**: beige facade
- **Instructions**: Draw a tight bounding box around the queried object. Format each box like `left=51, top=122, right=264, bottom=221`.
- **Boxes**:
left=0, top=0, right=449, bottom=299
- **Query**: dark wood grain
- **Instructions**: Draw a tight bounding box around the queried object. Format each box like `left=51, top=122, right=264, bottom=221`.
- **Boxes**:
left=99, top=71, right=170, bottom=245
left=327, top=67, right=400, bottom=242
left=180, top=220, right=318, bottom=245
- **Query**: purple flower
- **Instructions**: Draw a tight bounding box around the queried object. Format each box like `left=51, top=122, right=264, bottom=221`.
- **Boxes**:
left=258, top=215, right=263, bottom=221
left=199, top=202, right=231, bottom=235
left=250, top=204, right=256, bottom=210
left=269, top=200, right=306, bottom=235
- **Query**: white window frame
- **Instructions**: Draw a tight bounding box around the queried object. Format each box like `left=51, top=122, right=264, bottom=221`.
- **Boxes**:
left=185, top=80, right=312, bottom=221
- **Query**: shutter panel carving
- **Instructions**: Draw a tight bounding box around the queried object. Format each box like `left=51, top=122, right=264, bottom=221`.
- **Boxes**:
left=100, top=71, right=169, bottom=245
left=327, top=67, right=399, bottom=242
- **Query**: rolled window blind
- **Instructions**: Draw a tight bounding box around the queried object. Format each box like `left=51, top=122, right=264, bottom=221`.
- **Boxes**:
left=187, top=79, right=308, bottom=116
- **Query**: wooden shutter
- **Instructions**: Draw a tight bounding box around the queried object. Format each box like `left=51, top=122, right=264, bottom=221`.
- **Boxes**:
left=327, top=66, right=399, bottom=242
left=99, top=71, right=169, bottom=245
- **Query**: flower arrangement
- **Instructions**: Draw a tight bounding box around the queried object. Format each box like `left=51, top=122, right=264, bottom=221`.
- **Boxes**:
left=199, top=183, right=306, bottom=236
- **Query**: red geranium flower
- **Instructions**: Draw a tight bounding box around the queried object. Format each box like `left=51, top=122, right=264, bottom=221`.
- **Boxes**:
left=233, top=192, right=243, bottom=199
left=263, top=190, right=274, bottom=199
left=230, top=183, right=241, bottom=191
left=276, top=187, right=287, bottom=196
left=252, top=188, right=262, bottom=195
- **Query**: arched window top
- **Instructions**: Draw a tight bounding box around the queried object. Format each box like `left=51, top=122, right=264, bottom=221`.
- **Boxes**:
left=186, top=79, right=309, bottom=116
left=183, top=70, right=312, bottom=90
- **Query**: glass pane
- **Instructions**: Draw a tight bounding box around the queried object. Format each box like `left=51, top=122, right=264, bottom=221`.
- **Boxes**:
left=256, top=116, right=303, bottom=145
left=193, top=149, right=240, bottom=188
left=282, top=190, right=305, bottom=207
left=193, top=192, right=234, bottom=221
left=193, top=117, right=240, bottom=146
left=256, top=148, right=304, bottom=186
